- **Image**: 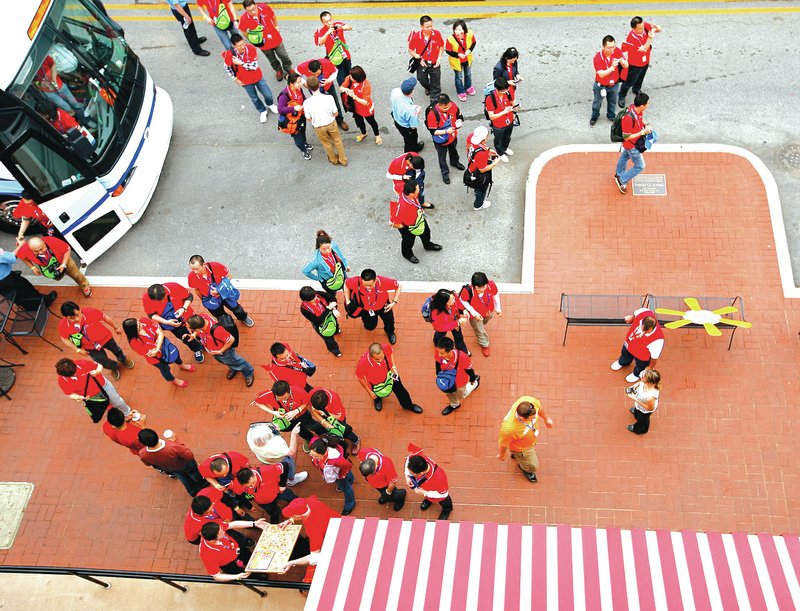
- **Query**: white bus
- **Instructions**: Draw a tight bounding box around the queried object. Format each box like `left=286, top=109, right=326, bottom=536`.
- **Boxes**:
left=0, top=0, right=172, bottom=264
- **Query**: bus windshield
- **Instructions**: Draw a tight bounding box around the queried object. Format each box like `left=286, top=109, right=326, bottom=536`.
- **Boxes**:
left=7, top=0, right=134, bottom=167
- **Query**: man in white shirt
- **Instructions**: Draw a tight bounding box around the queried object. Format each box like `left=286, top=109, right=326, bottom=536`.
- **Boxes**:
left=302, top=76, right=348, bottom=166
left=246, top=422, right=308, bottom=486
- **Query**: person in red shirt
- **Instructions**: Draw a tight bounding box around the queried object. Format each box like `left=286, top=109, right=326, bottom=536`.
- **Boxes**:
left=313, top=11, right=353, bottom=86
left=611, top=307, right=665, bottom=382
left=196, top=0, right=238, bottom=51
left=385, top=152, right=432, bottom=210
left=308, top=387, right=346, bottom=422
left=408, top=16, right=445, bottom=104
left=356, top=342, right=423, bottom=414
left=137, top=428, right=206, bottom=495
left=435, top=336, right=480, bottom=416
left=613, top=92, right=652, bottom=194
left=425, top=94, right=466, bottom=184
left=358, top=447, right=406, bottom=511
left=459, top=271, right=503, bottom=356
left=55, top=357, right=132, bottom=421
left=264, top=342, right=314, bottom=391
left=198, top=450, right=252, bottom=514
left=390, top=180, right=442, bottom=265
left=102, top=407, right=144, bottom=455
left=281, top=496, right=339, bottom=553
left=309, top=436, right=355, bottom=515
left=239, top=0, right=293, bottom=81
left=405, top=443, right=453, bottom=520
left=485, top=76, right=518, bottom=162
left=186, top=313, right=255, bottom=386
left=465, top=125, right=500, bottom=211
left=340, top=65, right=381, bottom=145
left=142, top=282, right=204, bottom=363
left=187, top=255, right=254, bottom=327
left=122, top=317, right=196, bottom=388
left=12, top=191, right=55, bottom=240
left=297, top=58, right=349, bottom=131
left=299, top=286, right=341, bottom=357
left=429, top=288, right=471, bottom=354
left=58, top=301, right=133, bottom=380
left=590, top=35, right=629, bottom=127
left=253, top=380, right=314, bottom=441
left=14, top=236, right=91, bottom=296
left=223, top=34, right=278, bottom=124
left=200, top=520, right=269, bottom=582
left=232, top=464, right=296, bottom=523
left=618, top=16, right=662, bottom=109
left=184, top=487, right=251, bottom=545
left=33, top=55, right=86, bottom=121
left=343, top=269, right=402, bottom=343
left=307, top=388, right=360, bottom=455
left=277, top=71, right=313, bottom=159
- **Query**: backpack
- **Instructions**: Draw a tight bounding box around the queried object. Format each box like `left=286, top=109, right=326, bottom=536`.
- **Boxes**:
left=426, top=105, right=452, bottom=144
left=421, top=295, right=434, bottom=323
left=483, top=91, right=497, bottom=121
left=211, top=314, right=239, bottom=349
left=611, top=109, right=634, bottom=143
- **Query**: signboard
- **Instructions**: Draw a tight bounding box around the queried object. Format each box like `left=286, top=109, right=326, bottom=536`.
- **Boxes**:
left=632, top=174, right=667, bottom=196
left=246, top=524, right=302, bottom=573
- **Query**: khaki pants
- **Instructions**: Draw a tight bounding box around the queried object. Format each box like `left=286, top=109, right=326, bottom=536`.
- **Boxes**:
left=445, top=380, right=477, bottom=407
left=313, top=121, right=347, bottom=165
left=511, top=445, right=539, bottom=474
left=63, top=257, right=90, bottom=291
left=469, top=311, right=494, bottom=347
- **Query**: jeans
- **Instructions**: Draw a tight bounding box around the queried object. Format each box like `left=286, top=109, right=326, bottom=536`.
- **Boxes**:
left=617, top=343, right=650, bottom=376
left=211, top=24, right=236, bottom=51
left=290, top=127, right=309, bottom=152
left=100, top=379, right=130, bottom=415
left=43, top=84, right=85, bottom=121
left=87, top=339, right=127, bottom=373
left=591, top=82, right=619, bottom=120
left=337, top=471, right=356, bottom=512
left=243, top=79, right=274, bottom=113
left=282, top=456, right=296, bottom=481
left=434, top=140, right=461, bottom=179
left=214, top=347, right=254, bottom=378
left=360, top=308, right=395, bottom=335
left=154, top=352, right=183, bottom=382
left=171, top=459, right=206, bottom=496
left=615, top=146, right=646, bottom=186
left=415, top=168, right=427, bottom=205
left=417, top=64, right=441, bottom=104
left=492, top=124, right=513, bottom=156
left=454, top=64, right=472, bottom=95
left=260, top=43, right=292, bottom=74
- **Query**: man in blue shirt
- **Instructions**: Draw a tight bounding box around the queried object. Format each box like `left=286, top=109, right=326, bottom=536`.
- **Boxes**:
left=0, top=249, right=56, bottom=311
left=390, top=78, right=425, bottom=153
left=165, top=0, right=210, bottom=56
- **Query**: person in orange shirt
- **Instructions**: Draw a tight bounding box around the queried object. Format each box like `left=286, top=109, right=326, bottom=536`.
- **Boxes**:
left=340, top=65, right=382, bottom=145
left=497, top=396, right=553, bottom=483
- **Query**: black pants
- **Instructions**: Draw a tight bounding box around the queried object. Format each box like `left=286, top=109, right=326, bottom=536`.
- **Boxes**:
left=87, top=338, right=127, bottom=372
left=417, top=64, right=441, bottom=104
left=0, top=271, right=46, bottom=311
left=393, top=120, right=423, bottom=153
left=207, top=300, right=248, bottom=322
left=434, top=140, right=461, bottom=179
left=354, top=114, right=380, bottom=136
left=619, top=64, right=649, bottom=99
left=388, top=377, right=414, bottom=411
left=290, top=535, right=311, bottom=560
left=377, top=486, right=404, bottom=503
left=170, top=5, right=203, bottom=52
left=154, top=354, right=183, bottom=382
left=322, top=86, right=346, bottom=127
left=168, top=459, right=206, bottom=496
left=335, top=58, right=352, bottom=86
left=306, top=420, right=360, bottom=448
left=398, top=224, right=434, bottom=260
left=170, top=324, right=202, bottom=353
left=492, top=124, right=513, bottom=156
left=283, top=411, right=315, bottom=441
left=258, top=488, right=298, bottom=523
left=438, top=495, right=454, bottom=511
left=618, top=344, right=650, bottom=377
left=312, top=322, right=340, bottom=354
left=433, top=327, right=469, bottom=354
left=631, top=409, right=652, bottom=434
left=360, top=308, right=395, bottom=335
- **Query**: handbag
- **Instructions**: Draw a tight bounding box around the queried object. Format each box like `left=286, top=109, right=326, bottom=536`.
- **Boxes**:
left=436, top=368, right=457, bottom=393
left=83, top=374, right=110, bottom=423
left=161, top=337, right=181, bottom=364
left=216, top=277, right=240, bottom=304
left=409, top=210, right=427, bottom=236
left=317, top=312, right=338, bottom=337
left=408, top=35, right=431, bottom=74
left=322, top=259, right=345, bottom=292
left=372, top=370, right=395, bottom=398
left=300, top=356, right=316, bottom=377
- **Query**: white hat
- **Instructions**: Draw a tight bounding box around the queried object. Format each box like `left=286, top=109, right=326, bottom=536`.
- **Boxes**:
left=472, top=125, right=489, bottom=142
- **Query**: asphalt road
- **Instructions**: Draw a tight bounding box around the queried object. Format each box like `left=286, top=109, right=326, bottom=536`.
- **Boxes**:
left=7, top=1, right=800, bottom=285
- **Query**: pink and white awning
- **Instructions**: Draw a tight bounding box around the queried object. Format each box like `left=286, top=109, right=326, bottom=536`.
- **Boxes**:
left=306, top=518, right=800, bottom=610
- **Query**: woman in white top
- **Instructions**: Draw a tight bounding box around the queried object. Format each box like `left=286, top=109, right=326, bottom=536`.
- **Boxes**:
left=625, top=368, right=660, bottom=434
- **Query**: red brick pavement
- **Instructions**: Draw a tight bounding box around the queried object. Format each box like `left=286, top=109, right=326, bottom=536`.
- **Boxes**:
left=1, top=151, right=799, bottom=577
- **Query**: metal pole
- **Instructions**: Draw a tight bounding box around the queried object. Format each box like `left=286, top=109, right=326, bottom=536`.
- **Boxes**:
left=69, top=571, right=111, bottom=589
left=156, top=576, right=188, bottom=592
left=240, top=582, right=268, bottom=598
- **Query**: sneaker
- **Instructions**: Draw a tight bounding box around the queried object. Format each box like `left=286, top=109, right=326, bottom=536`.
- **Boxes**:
left=590, top=118, right=597, bottom=127
left=110, top=368, right=121, bottom=380
left=499, top=154, right=509, bottom=163
left=243, top=316, right=255, bottom=327
left=305, top=144, right=314, bottom=151
left=226, top=369, right=238, bottom=380
left=610, top=360, right=623, bottom=371
left=505, top=148, right=514, bottom=156
left=458, top=92, right=467, bottom=102
left=259, top=111, right=268, bottom=124
left=626, top=372, right=640, bottom=383
left=124, top=358, right=135, bottom=369
left=268, top=104, right=278, bottom=114
left=375, top=135, right=383, bottom=145
left=194, top=351, right=205, bottom=363
left=614, top=174, right=627, bottom=194
left=466, top=86, right=476, bottom=96
left=481, top=346, right=490, bottom=357
left=302, top=150, right=312, bottom=160
left=245, top=374, right=255, bottom=387
left=474, top=200, right=492, bottom=211
left=82, top=286, right=93, bottom=297
left=275, top=70, right=284, bottom=81
left=356, top=134, right=367, bottom=142
left=287, top=472, right=308, bottom=487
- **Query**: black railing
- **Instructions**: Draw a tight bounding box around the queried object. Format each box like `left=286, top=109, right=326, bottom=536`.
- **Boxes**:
left=0, top=565, right=310, bottom=598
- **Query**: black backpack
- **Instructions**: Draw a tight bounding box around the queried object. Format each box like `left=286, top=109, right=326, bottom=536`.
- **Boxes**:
left=611, top=109, right=634, bottom=143
left=211, top=314, right=239, bottom=349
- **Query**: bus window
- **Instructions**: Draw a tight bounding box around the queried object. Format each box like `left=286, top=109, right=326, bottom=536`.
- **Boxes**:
left=71, top=209, right=121, bottom=251
left=7, top=135, right=87, bottom=198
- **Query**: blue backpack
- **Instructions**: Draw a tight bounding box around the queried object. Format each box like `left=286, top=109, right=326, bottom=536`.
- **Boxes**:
left=421, top=295, right=434, bottom=323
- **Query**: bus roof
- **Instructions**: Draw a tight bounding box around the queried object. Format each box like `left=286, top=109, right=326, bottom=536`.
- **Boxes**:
left=0, top=1, right=54, bottom=90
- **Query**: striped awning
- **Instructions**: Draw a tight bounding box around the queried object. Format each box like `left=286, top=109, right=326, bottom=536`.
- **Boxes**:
left=305, top=518, right=800, bottom=610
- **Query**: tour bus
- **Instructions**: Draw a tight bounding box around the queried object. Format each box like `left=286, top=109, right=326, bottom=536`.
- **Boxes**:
left=0, top=0, right=172, bottom=265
